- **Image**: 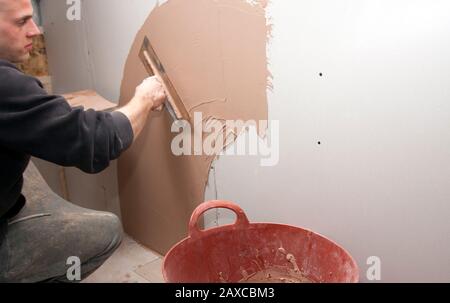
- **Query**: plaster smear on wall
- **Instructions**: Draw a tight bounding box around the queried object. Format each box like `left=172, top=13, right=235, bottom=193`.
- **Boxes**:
left=118, top=0, right=272, bottom=254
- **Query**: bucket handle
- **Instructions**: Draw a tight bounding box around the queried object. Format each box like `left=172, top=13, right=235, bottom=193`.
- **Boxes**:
left=189, top=200, right=250, bottom=240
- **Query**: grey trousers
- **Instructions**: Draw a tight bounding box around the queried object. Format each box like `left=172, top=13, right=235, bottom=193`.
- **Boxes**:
left=0, top=162, right=123, bottom=283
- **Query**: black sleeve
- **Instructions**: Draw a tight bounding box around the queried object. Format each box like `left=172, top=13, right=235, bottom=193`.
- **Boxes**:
left=0, top=62, right=134, bottom=174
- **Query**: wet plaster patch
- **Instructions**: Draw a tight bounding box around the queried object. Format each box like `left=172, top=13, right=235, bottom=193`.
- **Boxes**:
left=118, top=0, right=272, bottom=254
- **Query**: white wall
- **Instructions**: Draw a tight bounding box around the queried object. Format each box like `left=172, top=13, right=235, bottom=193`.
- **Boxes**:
left=209, top=0, right=450, bottom=282
left=39, top=0, right=450, bottom=282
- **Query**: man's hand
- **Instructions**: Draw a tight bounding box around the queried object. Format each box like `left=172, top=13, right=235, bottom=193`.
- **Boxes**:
left=135, top=76, right=167, bottom=111
left=116, top=76, right=167, bottom=142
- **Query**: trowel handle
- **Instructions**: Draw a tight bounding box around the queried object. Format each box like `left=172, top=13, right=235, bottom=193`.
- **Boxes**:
left=188, top=200, right=250, bottom=240
left=154, top=96, right=170, bottom=112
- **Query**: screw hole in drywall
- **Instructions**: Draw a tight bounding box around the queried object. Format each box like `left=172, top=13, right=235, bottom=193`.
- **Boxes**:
left=319, top=73, right=323, bottom=77
left=318, top=141, right=321, bottom=145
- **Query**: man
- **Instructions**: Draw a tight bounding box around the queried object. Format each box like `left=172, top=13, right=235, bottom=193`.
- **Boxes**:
left=0, top=0, right=166, bottom=282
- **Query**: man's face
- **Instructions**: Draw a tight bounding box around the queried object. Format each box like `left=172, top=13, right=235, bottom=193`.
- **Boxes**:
left=0, top=0, right=41, bottom=63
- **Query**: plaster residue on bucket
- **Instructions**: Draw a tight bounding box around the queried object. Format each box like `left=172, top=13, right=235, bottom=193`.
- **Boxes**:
left=118, top=0, right=272, bottom=253
left=237, top=247, right=313, bottom=283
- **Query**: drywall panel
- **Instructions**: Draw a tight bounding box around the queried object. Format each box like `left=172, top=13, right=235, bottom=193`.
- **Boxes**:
left=40, top=0, right=93, bottom=93
left=213, top=0, right=450, bottom=282
left=76, top=0, right=160, bottom=101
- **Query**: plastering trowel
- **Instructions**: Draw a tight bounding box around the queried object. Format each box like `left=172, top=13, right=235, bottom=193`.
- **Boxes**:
left=139, top=36, right=190, bottom=122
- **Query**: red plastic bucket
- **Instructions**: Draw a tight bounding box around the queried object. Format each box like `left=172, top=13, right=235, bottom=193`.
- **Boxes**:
left=163, top=201, right=359, bottom=283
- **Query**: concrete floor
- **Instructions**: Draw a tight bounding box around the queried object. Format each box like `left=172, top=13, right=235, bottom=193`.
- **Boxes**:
left=83, top=234, right=165, bottom=283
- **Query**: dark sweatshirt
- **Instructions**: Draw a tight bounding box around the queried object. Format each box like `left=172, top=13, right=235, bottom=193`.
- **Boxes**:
left=0, top=59, right=134, bottom=220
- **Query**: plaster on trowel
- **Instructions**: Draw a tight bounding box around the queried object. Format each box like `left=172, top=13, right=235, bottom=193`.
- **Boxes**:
left=139, top=36, right=190, bottom=122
